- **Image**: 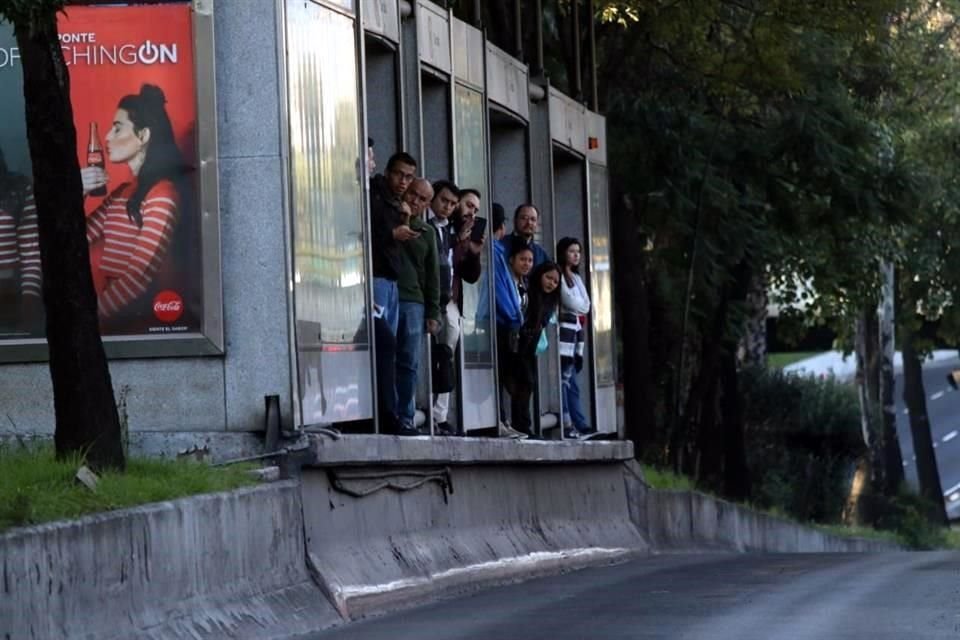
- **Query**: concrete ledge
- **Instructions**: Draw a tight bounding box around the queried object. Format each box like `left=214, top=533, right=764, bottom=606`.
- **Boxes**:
left=0, top=481, right=338, bottom=640
left=307, top=433, right=634, bottom=466
left=301, top=461, right=649, bottom=618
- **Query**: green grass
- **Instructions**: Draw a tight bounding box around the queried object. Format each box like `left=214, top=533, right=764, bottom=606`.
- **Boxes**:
left=640, top=464, right=695, bottom=491
left=814, top=523, right=903, bottom=546
left=0, top=445, right=257, bottom=533
left=767, top=351, right=820, bottom=368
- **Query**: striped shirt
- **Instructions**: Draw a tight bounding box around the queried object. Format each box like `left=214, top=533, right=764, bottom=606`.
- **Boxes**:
left=86, top=180, right=179, bottom=318
left=0, top=189, right=41, bottom=297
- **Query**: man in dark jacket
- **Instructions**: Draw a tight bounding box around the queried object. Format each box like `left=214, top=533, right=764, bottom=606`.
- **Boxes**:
left=370, top=152, right=419, bottom=435
left=427, top=181, right=483, bottom=435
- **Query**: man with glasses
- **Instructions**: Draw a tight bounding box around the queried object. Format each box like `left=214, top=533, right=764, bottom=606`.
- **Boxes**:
left=370, top=152, right=420, bottom=435
left=501, top=203, right=549, bottom=267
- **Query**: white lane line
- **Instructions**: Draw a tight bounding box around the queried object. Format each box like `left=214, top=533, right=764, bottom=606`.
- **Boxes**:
left=931, top=391, right=946, bottom=401
left=943, top=430, right=959, bottom=443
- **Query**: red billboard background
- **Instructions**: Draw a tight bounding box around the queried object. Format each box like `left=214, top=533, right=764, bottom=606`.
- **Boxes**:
left=63, top=3, right=201, bottom=336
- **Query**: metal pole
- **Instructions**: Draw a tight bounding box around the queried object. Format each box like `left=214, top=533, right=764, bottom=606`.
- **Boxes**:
left=473, top=0, right=482, bottom=28
left=588, top=0, right=598, bottom=110
left=514, top=0, right=523, bottom=59
left=571, top=0, right=582, bottom=100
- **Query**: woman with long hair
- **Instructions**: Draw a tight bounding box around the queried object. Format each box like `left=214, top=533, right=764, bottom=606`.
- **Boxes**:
left=556, top=237, right=592, bottom=438
left=499, top=241, right=562, bottom=437
left=0, top=146, right=41, bottom=333
left=81, top=84, right=189, bottom=326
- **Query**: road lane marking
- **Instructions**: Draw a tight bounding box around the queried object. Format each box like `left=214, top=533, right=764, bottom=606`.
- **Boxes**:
left=943, top=430, right=958, bottom=443
left=931, top=391, right=946, bottom=401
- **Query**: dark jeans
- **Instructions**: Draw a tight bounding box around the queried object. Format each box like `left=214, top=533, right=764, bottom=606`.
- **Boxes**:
left=496, top=326, right=535, bottom=434
left=373, top=314, right=400, bottom=434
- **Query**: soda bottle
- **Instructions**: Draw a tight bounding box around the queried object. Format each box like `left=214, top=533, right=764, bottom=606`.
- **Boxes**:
left=86, top=122, right=107, bottom=197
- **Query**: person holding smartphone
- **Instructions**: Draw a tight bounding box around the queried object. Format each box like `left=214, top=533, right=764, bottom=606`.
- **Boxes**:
left=427, top=184, right=483, bottom=435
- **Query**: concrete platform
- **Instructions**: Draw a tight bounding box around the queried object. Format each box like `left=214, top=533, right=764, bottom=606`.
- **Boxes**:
left=306, top=433, right=635, bottom=466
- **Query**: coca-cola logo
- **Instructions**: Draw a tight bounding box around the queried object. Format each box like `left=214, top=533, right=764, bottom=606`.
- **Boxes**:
left=153, top=290, right=184, bottom=324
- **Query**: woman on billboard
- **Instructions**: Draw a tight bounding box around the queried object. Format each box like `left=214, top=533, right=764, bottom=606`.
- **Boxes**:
left=80, top=84, right=194, bottom=331
left=0, top=146, right=42, bottom=335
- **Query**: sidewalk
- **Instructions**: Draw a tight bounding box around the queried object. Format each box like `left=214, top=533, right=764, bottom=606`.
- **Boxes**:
left=782, top=350, right=958, bottom=381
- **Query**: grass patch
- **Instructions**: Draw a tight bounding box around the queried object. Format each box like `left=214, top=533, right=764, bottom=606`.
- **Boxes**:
left=814, top=523, right=903, bottom=546
left=0, top=445, right=257, bottom=533
left=767, top=352, right=819, bottom=368
left=640, top=464, right=695, bottom=491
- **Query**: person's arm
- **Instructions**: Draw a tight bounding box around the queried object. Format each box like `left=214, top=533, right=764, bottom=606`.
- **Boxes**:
left=98, top=184, right=178, bottom=318
left=85, top=191, right=111, bottom=244
left=16, top=190, right=41, bottom=298
left=561, top=273, right=591, bottom=315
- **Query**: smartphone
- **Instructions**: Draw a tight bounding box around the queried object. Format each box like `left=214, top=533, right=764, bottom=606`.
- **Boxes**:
left=469, top=216, right=487, bottom=243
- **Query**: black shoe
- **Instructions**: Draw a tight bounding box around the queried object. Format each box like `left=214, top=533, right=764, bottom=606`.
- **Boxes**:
left=397, top=424, right=420, bottom=437
left=436, top=421, right=456, bottom=436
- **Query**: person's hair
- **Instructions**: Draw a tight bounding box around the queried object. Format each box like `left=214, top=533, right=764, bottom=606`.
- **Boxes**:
left=386, top=152, right=417, bottom=172
left=508, top=235, right=533, bottom=260
left=513, top=203, right=539, bottom=223
left=118, top=84, right=187, bottom=228
left=0, top=147, right=29, bottom=225
left=459, top=188, right=481, bottom=201
left=368, top=137, right=375, bottom=148
left=525, top=261, right=562, bottom=331
left=431, top=180, right=459, bottom=199
left=491, top=202, right=506, bottom=234
left=556, top=237, right=583, bottom=274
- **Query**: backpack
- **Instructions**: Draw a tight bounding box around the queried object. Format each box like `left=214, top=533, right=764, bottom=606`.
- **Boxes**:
left=431, top=337, right=456, bottom=394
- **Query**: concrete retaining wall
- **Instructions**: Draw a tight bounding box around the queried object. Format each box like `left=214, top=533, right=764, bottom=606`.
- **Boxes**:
left=2, top=444, right=902, bottom=640
left=623, top=461, right=900, bottom=552
left=300, top=458, right=649, bottom=619
left=0, top=481, right=338, bottom=640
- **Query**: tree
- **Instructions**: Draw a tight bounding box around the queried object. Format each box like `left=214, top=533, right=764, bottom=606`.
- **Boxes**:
left=1, top=0, right=124, bottom=470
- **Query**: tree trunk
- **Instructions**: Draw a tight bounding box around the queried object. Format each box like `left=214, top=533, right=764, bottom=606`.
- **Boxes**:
left=856, top=307, right=883, bottom=494
left=902, top=329, right=949, bottom=525
left=738, top=272, right=767, bottom=368
left=878, top=261, right=904, bottom=495
left=611, top=190, right=657, bottom=460
left=15, top=17, right=124, bottom=470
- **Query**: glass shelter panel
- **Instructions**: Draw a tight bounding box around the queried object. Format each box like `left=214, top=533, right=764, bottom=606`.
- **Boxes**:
left=287, top=0, right=372, bottom=425
left=589, top=162, right=616, bottom=432
left=454, top=84, right=497, bottom=429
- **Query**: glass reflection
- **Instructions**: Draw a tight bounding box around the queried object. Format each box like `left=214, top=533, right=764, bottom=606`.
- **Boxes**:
left=454, top=85, right=493, bottom=366
left=287, top=1, right=372, bottom=424
left=589, top=163, right=615, bottom=386
left=288, top=4, right=366, bottom=346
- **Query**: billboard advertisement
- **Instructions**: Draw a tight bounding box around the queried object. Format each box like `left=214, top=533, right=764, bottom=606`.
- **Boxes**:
left=0, top=2, right=221, bottom=359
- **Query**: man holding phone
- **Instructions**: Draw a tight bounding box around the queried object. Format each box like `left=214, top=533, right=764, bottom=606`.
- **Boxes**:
left=428, top=184, right=484, bottom=435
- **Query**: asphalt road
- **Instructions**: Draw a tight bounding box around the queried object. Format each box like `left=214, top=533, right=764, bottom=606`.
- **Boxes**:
left=895, top=355, right=960, bottom=518
left=308, top=552, right=960, bottom=639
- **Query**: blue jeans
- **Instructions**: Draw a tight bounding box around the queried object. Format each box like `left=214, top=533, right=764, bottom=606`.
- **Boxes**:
left=395, top=301, right=425, bottom=428
left=373, top=277, right=400, bottom=335
left=562, top=358, right=589, bottom=431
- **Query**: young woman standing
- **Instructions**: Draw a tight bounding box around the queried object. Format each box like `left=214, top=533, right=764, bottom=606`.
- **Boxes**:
left=556, top=237, right=592, bottom=438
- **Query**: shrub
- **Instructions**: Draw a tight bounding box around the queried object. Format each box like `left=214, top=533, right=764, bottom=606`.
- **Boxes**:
left=740, top=367, right=865, bottom=524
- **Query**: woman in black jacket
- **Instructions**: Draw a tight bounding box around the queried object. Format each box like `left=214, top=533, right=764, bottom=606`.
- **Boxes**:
left=507, top=259, right=562, bottom=436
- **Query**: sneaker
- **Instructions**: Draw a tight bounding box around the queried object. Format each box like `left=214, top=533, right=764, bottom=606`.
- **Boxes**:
left=564, top=428, right=581, bottom=440
left=499, top=423, right=528, bottom=439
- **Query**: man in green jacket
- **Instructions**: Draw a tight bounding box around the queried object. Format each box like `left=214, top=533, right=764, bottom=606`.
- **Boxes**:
left=396, top=178, right=441, bottom=432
